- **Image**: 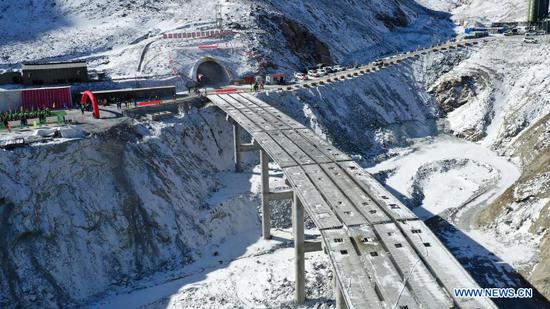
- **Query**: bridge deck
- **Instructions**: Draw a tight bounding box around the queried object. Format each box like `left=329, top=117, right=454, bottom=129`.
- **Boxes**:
left=208, top=93, right=495, bottom=309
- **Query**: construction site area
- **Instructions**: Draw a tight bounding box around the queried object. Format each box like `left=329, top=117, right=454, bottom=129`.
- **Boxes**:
left=0, top=0, right=549, bottom=308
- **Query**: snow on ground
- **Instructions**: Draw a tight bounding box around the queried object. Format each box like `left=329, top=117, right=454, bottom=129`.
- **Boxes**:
left=362, top=33, right=549, bottom=301
left=1, top=0, right=458, bottom=81
left=0, top=0, right=219, bottom=67
left=466, top=228, right=538, bottom=267
left=94, top=232, right=332, bottom=309
left=416, top=0, right=529, bottom=25
left=91, top=163, right=332, bottom=309
left=0, top=107, right=258, bottom=308
left=366, top=134, right=545, bottom=303
left=1, top=0, right=548, bottom=307
left=367, top=135, right=520, bottom=221
left=431, top=36, right=550, bottom=151
left=0, top=0, right=257, bottom=80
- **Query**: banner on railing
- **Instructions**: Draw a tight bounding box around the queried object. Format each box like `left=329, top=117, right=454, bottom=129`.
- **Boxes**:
left=162, top=30, right=234, bottom=40
left=137, top=100, right=162, bottom=107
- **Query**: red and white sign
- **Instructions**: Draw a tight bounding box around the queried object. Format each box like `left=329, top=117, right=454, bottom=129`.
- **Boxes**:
left=198, top=44, right=219, bottom=49
left=138, top=100, right=162, bottom=107
left=214, top=88, right=239, bottom=94
left=162, top=30, right=234, bottom=40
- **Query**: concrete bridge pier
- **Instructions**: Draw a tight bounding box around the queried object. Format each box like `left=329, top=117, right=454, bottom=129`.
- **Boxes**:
left=257, top=148, right=293, bottom=240
left=293, top=194, right=305, bottom=304
left=232, top=123, right=242, bottom=173
left=231, top=121, right=260, bottom=173
left=260, top=149, right=271, bottom=240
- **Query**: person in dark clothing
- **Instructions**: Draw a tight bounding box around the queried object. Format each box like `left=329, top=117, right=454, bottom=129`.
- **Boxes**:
left=19, top=112, right=25, bottom=126
left=1, top=116, right=8, bottom=129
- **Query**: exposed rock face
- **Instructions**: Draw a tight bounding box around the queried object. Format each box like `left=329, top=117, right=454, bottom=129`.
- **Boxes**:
left=246, top=0, right=454, bottom=73
left=0, top=107, right=245, bottom=308
left=429, top=75, right=481, bottom=114
left=429, top=68, right=496, bottom=141
left=376, top=5, right=409, bottom=29
left=258, top=13, right=333, bottom=67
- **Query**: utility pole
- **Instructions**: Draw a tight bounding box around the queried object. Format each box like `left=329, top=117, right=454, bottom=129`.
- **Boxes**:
left=215, top=4, right=223, bottom=29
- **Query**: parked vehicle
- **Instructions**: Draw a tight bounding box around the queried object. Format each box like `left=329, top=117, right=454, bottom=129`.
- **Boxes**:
left=524, top=37, right=538, bottom=44
left=317, top=69, right=328, bottom=76
left=465, top=31, right=489, bottom=39
left=294, top=72, right=307, bottom=81
left=307, top=70, right=320, bottom=78
left=525, top=31, right=545, bottom=37
left=332, top=65, right=345, bottom=72
left=373, top=60, right=384, bottom=66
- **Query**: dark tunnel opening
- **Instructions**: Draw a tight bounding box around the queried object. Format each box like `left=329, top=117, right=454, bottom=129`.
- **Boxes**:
left=196, top=61, right=229, bottom=87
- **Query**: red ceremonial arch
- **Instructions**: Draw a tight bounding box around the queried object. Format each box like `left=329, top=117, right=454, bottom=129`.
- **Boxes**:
left=81, top=90, right=100, bottom=119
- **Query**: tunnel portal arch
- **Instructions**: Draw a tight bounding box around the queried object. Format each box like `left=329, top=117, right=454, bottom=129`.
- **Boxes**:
left=190, top=57, right=231, bottom=87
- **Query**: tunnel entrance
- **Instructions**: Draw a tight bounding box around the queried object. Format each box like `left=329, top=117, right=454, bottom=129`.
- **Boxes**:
left=196, top=60, right=229, bottom=87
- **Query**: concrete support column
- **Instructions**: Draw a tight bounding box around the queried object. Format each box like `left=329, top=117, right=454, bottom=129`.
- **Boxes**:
left=260, top=149, right=271, bottom=240
left=233, top=123, right=242, bottom=173
left=293, top=194, right=305, bottom=304
left=334, top=276, right=347, bottom=309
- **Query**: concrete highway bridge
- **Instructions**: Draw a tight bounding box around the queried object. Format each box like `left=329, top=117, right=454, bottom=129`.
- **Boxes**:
left=207, top=93, right=497, bottom=309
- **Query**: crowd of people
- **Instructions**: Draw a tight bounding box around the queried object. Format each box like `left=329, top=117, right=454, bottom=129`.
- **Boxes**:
left=1, top=108, right=54, bottom=130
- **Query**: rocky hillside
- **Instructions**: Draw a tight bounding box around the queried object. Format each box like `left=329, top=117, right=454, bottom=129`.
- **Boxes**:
left=417, top=0, right=529, bottom=24
left=1, top=0, right=548, bottom=307
left=478, top=112, right=550, bottom=297
left=1, top=0, right=455, bottom=79
left=418, top=37, right=550, bottom=300
left=251, top=0, right=454, bottom=71
left=0, top=107, right=248, bottom=308
left=259, top=35, right=549, bottom=303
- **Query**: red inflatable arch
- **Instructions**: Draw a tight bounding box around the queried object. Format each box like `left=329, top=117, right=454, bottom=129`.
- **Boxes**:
left=81, top=90, right=100, bottom=119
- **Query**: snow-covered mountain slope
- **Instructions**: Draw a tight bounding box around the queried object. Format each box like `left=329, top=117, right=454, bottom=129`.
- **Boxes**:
left=0, top=0, right=455, bottom=79
left=1, top=0, right=548, bottom=307
left=392, top=38, right=549, bottom=302
left=257, top=63, right=441, bottom=158
left=430, top=37, right=550, bottom=149
left=257, top=36, right=550, bottom=305
left=478, top=112, right=550, bottom=298
left=0, top=107, right=250, bottom=308
left=417, top=0, right=529, bottom=24
left=0, top=0, right=218, bottom=69
left=251, top=0, right=454, bottom=70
